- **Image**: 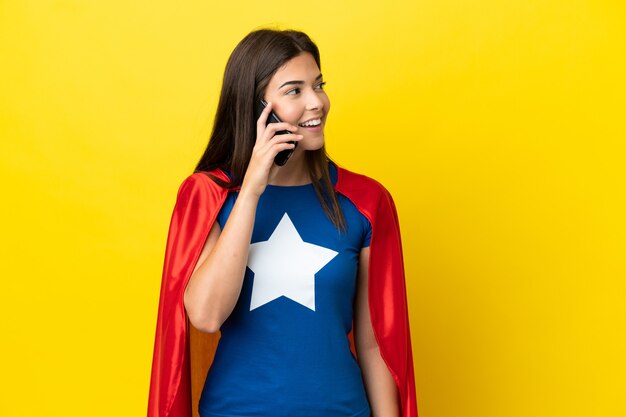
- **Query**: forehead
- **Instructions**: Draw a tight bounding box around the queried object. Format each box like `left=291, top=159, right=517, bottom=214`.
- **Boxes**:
left=268, top=53, right=321, bottom=86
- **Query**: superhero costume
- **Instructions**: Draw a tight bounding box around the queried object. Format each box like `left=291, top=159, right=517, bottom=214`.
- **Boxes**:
left=147, top=163, right=418, bottom=417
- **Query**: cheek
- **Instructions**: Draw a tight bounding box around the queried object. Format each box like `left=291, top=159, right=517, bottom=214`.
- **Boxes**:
left=280, top=107, right=302, bottom=124
left=270, top=100, right=300, bottom=124
left=322, top=95, right=331, bottom=114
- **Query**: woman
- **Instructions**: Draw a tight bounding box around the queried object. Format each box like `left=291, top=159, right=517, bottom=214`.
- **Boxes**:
left=148, top=29, right=417, bottom=417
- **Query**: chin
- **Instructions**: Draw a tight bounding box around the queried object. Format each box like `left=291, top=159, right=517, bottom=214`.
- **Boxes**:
left=299, top=134, right=325, bottom=151
left=300, top=142, right=325, bottom=152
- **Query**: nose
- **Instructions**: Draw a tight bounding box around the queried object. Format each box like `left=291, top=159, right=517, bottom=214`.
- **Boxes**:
left=305, top=90, right=324, bottom=111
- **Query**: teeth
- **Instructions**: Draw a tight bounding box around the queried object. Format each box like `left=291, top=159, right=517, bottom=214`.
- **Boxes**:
left=299, top=118, right=321, bottom=127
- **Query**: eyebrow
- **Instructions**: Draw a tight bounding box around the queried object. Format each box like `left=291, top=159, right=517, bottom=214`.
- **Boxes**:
left=278, top=74, right=323, bottom=90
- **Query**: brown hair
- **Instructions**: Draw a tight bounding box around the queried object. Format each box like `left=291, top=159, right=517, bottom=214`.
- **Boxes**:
left=195, top=29, right=346, bottom=230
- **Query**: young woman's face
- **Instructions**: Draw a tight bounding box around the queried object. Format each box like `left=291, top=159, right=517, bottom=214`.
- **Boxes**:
left=263, top=52, right=330, bottom=152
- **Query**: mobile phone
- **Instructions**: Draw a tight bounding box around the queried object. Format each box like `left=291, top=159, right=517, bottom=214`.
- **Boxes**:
left=255, top=99, right=297, bottom=166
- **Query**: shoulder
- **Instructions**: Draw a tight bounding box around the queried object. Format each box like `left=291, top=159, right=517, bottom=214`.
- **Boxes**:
left=178, top=169, right=228, bottom=190
left=334, top=164, right=399, bottom=225
left=335, top=165, right=392, bottom=201
left=175, top=169, right=229, bottom=203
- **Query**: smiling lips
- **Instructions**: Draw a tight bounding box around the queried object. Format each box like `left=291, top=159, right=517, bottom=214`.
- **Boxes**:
left=298, top=118, right=322, bottom=128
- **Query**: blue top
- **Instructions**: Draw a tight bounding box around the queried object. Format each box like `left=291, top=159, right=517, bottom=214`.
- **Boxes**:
left=199, top=163, right=373, bottom=417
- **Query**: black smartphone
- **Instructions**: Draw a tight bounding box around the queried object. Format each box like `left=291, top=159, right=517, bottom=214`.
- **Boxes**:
left=255, top=99, right=297, bottom=166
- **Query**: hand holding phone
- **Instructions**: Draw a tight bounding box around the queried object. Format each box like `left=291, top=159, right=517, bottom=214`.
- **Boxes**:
left=255, top=99, right=297, bottom=166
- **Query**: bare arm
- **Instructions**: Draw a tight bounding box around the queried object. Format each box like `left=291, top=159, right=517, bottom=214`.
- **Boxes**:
left=183, top=188, right=259, bottom=333
left=354, top=247, right=400, bottom=417
left=183, top=102, right=302, bottom=333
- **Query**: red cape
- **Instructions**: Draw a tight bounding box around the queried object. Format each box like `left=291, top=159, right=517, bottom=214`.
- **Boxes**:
left=148, top=165, right=418, bottom=417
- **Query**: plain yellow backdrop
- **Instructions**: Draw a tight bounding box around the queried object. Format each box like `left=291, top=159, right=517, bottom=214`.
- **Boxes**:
left=1, top=1, right=624, bottom=416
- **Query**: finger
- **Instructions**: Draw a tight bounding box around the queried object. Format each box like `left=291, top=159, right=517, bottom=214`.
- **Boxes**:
left=256, top=101, right=274, bottom=131
left=257, top=135, right=300, bottom=160
left=262, top=122, right=299, bottom=141
left=275, top=140, right=297, bottom=149
left=255, top=102, right=273, bottom=143
left=269, top=133, right=303, bottom=144
left=253, top=141, right=296, bottom=166
left=269, top=141, right=297, bottom=155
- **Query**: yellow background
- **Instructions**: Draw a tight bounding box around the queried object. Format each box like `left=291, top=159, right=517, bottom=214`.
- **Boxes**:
left=1, top=1, right=624, bottom=416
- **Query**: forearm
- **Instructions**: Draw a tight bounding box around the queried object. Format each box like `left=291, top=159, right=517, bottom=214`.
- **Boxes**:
left=184, top=188, right=258, bottom=332
left=359, top=345, right=400, bottom=417
left=354, top=247, right=400, bottom=416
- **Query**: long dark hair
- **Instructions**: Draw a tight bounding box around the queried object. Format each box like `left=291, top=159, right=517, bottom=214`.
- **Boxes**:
left=195, top=29, right=346, bottom=230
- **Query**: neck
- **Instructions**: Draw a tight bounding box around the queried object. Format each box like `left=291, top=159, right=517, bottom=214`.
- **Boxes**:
left=267, top=149, right=312, bottom=186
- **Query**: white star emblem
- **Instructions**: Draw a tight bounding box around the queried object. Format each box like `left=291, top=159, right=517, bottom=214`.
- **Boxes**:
left=247, top=213, right=338, bottom=311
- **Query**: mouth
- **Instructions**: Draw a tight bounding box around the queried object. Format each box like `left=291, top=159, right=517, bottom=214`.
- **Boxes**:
left=298, top=118, right=322, bottom=128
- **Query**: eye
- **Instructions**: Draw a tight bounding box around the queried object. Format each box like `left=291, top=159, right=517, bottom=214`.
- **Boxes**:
left=315, top=82, right=326, bottom=90
left=286, top=87, right=301, bottom=95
